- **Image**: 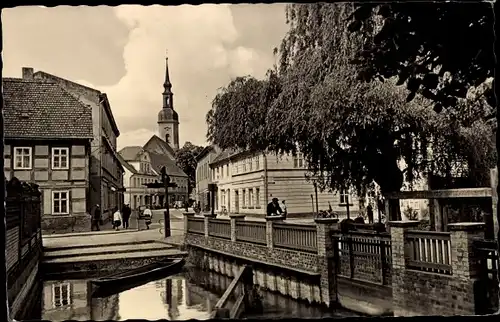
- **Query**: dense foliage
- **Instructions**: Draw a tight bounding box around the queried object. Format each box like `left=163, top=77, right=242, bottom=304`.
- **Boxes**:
left=175, top=142, right=204, bottom=194
left=347, top=2, right=496, bottom=115
left=206, top=3, right=496, bottom=220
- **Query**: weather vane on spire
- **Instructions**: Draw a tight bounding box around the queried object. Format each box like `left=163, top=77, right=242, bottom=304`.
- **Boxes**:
left=165, top=48, right=169, bottom=59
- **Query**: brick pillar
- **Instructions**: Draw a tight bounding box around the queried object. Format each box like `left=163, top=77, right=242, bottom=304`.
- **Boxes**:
left=448, top=223, right=485, bottom=280
left=265, top=215, right=285, bottom=249
left=315, top=217, right=339, bottom=307
left=204, top=213, right=216, bottom=238
left=448, top=222, right=486, bottom=315
left=229, top=214, right=245, bottom=242
left=388, top=220, right=420, bottom=317
left=183, top=212, right=194, bottom=235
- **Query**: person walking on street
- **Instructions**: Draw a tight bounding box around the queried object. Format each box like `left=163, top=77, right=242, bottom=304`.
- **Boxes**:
left=122, top=204, right=132, bottom=229
left=113, top=207, right=122, bottom=231
left=143, top=206, right=153, bottom=230
left=91, top=204, right=101, bottom=231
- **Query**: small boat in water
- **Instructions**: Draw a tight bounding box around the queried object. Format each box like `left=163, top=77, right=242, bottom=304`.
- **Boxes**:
left=91, top=257, right=185, bottom=298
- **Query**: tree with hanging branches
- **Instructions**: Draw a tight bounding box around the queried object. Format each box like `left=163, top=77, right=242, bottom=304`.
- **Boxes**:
left=206, top=3, right=496, bottom=221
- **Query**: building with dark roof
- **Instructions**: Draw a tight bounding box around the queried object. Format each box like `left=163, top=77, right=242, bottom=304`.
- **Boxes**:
left=195, top=145, right=221, bottom=211
left=3, top=69, right=94, bottom=234
left=118, top=56, right=188, bottom=208
left=31, top=68, right=125, bottom=225
left=207, top=149, right=361, bottom=218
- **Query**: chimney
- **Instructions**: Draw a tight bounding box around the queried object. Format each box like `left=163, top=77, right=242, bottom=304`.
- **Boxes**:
left=22, top=67, right=34, bottom=80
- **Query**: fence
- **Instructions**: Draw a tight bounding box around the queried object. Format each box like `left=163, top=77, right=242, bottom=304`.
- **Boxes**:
left=273, top=223, right=317, bottom=253
left=235, top=221, right=266, bottom=245
left=187, top=217, right=204, bottom=235
left=333, top=230, right=392, bottom=285
left=5, top=177, right=43, bottom=314
left=405, top=230, right=452, bottom=275
left=208, top=219, right=231, bottom=239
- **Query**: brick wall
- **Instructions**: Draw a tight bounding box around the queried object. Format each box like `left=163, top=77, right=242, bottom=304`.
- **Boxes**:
left=392, top=268, right=475, bottom=316
left=390, top=221, right=484, bottom=316
left=41, top=215, right=91, bottom=234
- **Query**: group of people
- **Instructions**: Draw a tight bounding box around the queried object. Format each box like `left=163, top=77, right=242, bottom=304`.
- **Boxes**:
left=266, top=197, right=287, bottom=217
left=90, top=204, right=133, bottom=231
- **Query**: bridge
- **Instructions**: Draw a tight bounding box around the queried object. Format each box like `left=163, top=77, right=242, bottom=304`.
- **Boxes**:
left=183, top=212, right=499, bottom=317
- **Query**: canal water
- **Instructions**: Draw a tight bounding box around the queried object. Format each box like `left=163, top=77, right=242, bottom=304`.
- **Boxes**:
left=38, top=268, right=359, bottom=320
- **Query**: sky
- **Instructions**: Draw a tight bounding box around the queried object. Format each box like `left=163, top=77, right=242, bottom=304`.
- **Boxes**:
left=2, top=5, right=289, bottom=150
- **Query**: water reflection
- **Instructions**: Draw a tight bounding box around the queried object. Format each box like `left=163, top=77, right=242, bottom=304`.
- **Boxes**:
left=41, top=273, right=221, bottom=321
left=40, top=269, right=358, bottom=321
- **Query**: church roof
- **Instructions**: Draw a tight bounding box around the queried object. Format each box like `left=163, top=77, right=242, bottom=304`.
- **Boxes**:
left=118, top=146, right=143, bottom=161
left=143, top=135, right=176, bottom=157
left=149, top=151, right=187, bottom=178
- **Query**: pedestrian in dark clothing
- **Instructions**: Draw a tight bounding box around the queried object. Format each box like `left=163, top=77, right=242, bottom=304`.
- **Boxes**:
left=266, top=198, right=283, bottom=216
left=366, top=204, right=374, bottom=224
left=122, top=204, right=132, bottom=229
left=91, top=205, right=101, bottom=231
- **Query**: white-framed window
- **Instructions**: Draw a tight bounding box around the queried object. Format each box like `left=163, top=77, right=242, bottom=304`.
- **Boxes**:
left=255, top=156, right=260, bottom=170
left=52, top=282, right=71, bottom=308
left=249, top=158, right=253, bottom=171
left=340, top=188, right=351, bottom=204
left=226, top=164, right=229, bottom=177
left=53, top=191, right=69, bottom=215
left=256, top=188, right=260, bottom=206
left=242, top=189, right=246, bottom=207
left=52, top=147, right=69, bottom=169
left=13, top=147, right=32, bottom=170
left=243, top=160, right=247, bottom=172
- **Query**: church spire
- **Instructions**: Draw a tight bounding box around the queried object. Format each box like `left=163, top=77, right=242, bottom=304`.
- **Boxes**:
left=162, top=52, right=173, bottom=109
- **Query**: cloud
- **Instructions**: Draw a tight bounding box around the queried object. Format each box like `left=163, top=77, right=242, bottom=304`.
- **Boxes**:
left=99, top=4, right=285, bottom=150
left=2, top=5, right=288, bottom=151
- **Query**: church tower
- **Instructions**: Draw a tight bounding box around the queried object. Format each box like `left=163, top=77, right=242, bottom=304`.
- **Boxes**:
left=158, top=55, right=180, bottom=150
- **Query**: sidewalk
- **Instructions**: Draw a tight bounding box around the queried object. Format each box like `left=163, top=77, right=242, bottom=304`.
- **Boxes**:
left=43, top=217, right=185, bottom=249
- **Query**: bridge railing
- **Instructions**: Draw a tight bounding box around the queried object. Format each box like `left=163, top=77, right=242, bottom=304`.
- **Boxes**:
left=187, top=217, right=204, bottom=235
left=405, top=230, right=452, bottom=275
left=273, top=223, right=317, bottom=253
left=208, top=219, right=231, bottom=239
left=332, top=230, right=392, bottom=286
left=235, top=221, right=267, bottom=245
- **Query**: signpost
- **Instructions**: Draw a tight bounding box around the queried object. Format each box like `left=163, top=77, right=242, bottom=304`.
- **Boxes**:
left=144, top=166, right=177, bottom=238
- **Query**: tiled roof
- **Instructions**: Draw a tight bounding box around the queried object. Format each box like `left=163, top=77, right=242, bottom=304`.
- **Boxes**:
left=116, top=152, right=138, bottom=174
left=2, top=78, right=93, bottom=139
left=210, top=148, right=238, bottom=165
left=195, top=145, right=214, bottom=161
left=149, top=152, right=187, bottom=178
left=118, top=146, right=143, bottom=161
left=143, top=135, right=176, bottom=158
